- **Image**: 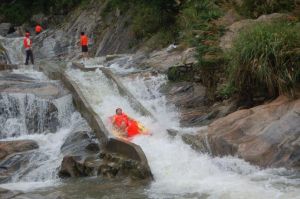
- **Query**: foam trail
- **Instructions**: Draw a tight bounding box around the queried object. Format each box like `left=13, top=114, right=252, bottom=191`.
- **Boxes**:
left=67, top=63, right=300, bottom=199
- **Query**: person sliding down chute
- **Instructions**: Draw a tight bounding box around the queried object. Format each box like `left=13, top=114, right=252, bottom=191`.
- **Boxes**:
left=110, top=108, right=149, bottom=139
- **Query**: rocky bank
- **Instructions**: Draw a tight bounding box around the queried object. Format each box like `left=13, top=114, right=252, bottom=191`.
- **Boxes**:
left=183, top=96, right=300, bottom=170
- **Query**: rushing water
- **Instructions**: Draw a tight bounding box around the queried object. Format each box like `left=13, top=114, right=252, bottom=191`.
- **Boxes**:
left=1, top=36, right=300, bottom=198
left=66, top=61, right=300, bottom=199
left=0, top=70, right=90, bottom=189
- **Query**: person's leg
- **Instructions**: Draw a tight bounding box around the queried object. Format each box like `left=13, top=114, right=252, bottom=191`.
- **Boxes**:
left=25, top=50, right=29, bottom=65
left=29, top=50, right=34, bottom=64
left=82, top=46, right=88, bottom=59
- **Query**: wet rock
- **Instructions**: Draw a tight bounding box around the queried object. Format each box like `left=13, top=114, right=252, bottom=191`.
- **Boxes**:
left=85, top=142, right=100, bottom=152
left=98, top=152, right=152, bottom=180
left=0, top=187, right=23, bottom=199
left=167, top=129, right=179, bottom=138
left=60, top=131, right=99, bottom=156
left=0, top=140, right=38, bottom=162
left=0, top=71, right=69, bottom=99
left=25, top=101, right=59, bottom=134
left=163, top=81, right=238, bottom=127
left=0, top=140, right=38, bottom=183
left=0, top=152, right=34, bottom=183
left=59, top=151, right=152, bottom=181
left=97, top=163, right=119, bottom=178
left=182, top=134, right=207, bottom=152
left=59, top=156, right=87, bottom=178
left=190, top=96, right=300, bottom=170
left=0, top=23, right=11, bottom=36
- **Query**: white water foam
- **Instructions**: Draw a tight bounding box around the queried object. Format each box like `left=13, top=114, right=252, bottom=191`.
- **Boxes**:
left=0, top=69, right=89, bottom=192
left=67, top=60, right=300, bottom=199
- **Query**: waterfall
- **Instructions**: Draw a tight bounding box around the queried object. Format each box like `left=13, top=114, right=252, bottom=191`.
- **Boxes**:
left=1, top=35, right=299, bottom=198
left=0, top=37, right=91, bottom=191
left=66, top=60, right=300, bottom=199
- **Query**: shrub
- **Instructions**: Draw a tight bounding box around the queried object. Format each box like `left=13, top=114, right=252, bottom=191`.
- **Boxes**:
left=237, top=0, right=295, bottom=18
left=0, top=0, right=88, bottom=25
left=227, top=21, right=300, bottom=99
left=131, top=0, right=179, bottom=40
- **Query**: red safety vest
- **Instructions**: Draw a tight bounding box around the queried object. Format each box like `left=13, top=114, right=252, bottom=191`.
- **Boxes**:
left=23, top=37, right=32, bottom=49
left=80, top=35, right=88, bottom=46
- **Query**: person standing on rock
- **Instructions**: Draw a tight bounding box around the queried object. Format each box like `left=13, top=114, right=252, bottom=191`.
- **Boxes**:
left=80, top=32, right=88, bottom=59
left=23, top=31, right=34, bottom=65
left=35, top=24, right=42, bottom=35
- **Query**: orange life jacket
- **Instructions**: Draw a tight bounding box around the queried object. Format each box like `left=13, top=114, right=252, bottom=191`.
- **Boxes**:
left=80, top=35, right=88, bottom=46
left=126, top=120, right=140, bottom=137
left=35, top=25, right=42, bottom=33
left=113, top=113, right=129, bottom=128
left=23, top=37, right=32, bottom=49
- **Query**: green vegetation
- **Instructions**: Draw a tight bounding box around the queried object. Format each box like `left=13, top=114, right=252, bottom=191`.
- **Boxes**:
left=0, top=0, right=89, bottom=25
left=102, top=0, right=179, bottom=49
left=237, top=0, right=295, bottom=18
left=2, top=0, right=299, bottom=102
left=180, top=0, right=222, bottom=70
left=0, top=43, right=4, bottom=53
left=226, top=21, right=300, bottom=99
left=178, top=0, right=224, bottom=100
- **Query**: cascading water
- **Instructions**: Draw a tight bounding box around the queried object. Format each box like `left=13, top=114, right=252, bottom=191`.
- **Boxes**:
left=1, top=34, right=299, bottom=198
left=0, top=37, right=92, bottom=192
left=0, top=78, right=90, bottom=191
left=67, top=60, right=300, bottom=199
left=0, top=36, right=24, bottom=65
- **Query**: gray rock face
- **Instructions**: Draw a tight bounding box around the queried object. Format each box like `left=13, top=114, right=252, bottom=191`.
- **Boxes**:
left=32, top=1, right=137, bottom=61
left=0, top=23, right=11, bottom=36
left=185, top=96, right=300, bottom=170
left=163, top=81, right=237, bottom=127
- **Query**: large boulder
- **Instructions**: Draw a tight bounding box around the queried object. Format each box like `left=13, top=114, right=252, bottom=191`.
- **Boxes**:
left=184, top=96, right=300, bottom=170
left=59, top=156, right=89, bottom=178
left=60, top=131, right=99, bottom=156
left=0, top=140, right=38, bottom=161
left=59, top=152, right=152, bottom=181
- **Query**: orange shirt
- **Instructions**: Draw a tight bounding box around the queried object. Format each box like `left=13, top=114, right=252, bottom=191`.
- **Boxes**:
left=80, top=35, right=88, bottom=46
left=113, top=113, right=129, bottom=127
left=35, top=25, right=42, bottom=33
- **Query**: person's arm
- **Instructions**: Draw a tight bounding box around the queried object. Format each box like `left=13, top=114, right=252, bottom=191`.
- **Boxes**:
left=111, top=116, right=116, bottom=125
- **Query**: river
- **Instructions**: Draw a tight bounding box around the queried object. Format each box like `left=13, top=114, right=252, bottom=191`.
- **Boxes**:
left=0, top=36, right=299, bottom=199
